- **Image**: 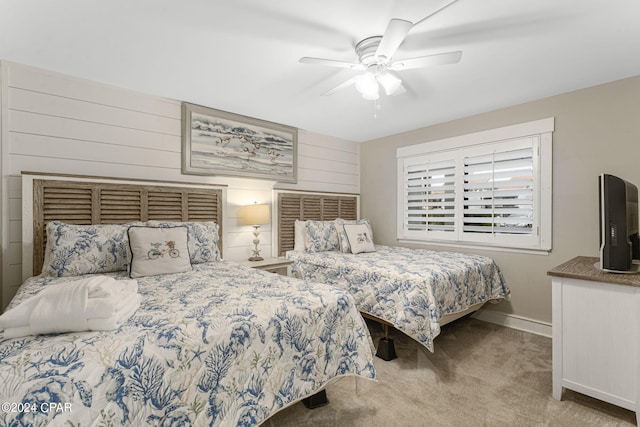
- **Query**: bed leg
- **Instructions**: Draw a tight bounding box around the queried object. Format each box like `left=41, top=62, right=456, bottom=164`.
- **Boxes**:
left=376, top=324, right=397, bottom=361
left=302, top=389, right=329, bottom=409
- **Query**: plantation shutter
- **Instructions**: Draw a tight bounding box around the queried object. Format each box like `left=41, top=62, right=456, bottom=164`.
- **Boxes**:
left=463, top=145, right=534, bottom=236
left=404, top=158, right=456, bottom=232
left=396, top=118, right=552, bottom=251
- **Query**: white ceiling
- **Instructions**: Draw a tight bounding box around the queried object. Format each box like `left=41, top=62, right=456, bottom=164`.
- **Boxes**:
left=2, top=0, right=640, bottom=142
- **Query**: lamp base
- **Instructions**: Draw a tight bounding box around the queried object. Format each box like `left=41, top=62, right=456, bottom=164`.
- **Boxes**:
left=248, top=225, right=264, bottom=262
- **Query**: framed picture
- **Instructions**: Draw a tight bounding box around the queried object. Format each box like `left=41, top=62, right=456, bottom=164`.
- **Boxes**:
left=182, top=102, right=297, bottom=182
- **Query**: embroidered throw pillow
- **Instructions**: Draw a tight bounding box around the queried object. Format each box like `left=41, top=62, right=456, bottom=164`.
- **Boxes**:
left=335, top=218, right=373, bottom=253
left=128, top=226, right=192, bottom=278
left=147, top=221, right=221, bottom=263
left=343, top=223, right=376, bottom=254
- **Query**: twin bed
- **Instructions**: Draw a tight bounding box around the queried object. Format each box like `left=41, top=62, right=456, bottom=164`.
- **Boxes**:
left=0, top=175, right=509, bottom=426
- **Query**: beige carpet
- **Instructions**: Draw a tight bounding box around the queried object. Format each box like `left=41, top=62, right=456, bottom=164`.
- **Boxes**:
left=264, top=317, right=636, bottom=426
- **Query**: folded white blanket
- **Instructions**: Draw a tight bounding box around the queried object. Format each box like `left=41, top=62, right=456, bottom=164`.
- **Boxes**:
left=0, top=275, right=140, bottom=339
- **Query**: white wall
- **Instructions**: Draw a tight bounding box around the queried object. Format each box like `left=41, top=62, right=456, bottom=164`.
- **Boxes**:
left=0, top=60, right=359, bottom=310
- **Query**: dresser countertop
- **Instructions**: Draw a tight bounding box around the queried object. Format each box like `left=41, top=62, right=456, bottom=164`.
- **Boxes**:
left=547, top=256, right=640, bottom=288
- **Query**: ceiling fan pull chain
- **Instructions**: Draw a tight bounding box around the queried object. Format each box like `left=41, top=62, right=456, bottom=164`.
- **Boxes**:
left=373, top=98, right=382, bottom=118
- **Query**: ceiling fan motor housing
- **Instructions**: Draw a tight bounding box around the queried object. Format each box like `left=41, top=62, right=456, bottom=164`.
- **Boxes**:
left=356, top=36, right=385, bottom=66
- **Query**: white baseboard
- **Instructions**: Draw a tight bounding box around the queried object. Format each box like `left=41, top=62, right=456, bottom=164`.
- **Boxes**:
left=471, top=309, right=552, bottom=338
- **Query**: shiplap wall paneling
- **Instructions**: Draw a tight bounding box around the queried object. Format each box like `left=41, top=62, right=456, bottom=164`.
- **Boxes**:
left=6, top=65, right=183, bottom=182
left=1, top=175, right=22, bottom=310
left=225, top=184, right=274, bottom=261
left=278, top=130, right=359, bottom=195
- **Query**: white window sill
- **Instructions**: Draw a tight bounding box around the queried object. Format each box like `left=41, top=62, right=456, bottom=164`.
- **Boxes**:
left=397, top=239, right=551, bottom=256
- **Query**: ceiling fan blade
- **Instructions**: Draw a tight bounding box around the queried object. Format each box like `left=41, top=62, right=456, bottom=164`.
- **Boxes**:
left=388, top=50, right=462, bottom=70
left=413, top=0, right=460, bottom=28
left=321, top=76, right=358, bottom=96
left=375, top=19, right=413, bottom=62
left=299, top=57, right=365, bottom=70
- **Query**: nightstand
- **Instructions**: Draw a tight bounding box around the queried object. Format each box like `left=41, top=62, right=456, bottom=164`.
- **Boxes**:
left=239, top=257, right=293, bottom=276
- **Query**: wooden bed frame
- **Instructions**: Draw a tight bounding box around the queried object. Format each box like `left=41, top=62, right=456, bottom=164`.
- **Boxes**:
left=276, top=191, right=485, bottom=359
left=22, top=172, right=225, bottom=279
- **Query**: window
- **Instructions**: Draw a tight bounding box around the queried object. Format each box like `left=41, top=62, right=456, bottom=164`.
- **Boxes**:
left=397, top=118, right=553, bottom=252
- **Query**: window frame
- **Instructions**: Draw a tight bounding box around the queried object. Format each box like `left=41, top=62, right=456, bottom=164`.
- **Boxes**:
left=396, top=118, right=553, bottom=253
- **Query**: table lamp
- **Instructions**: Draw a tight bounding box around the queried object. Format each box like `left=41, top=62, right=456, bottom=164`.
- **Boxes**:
left=239, top=202, right=270, bottom=261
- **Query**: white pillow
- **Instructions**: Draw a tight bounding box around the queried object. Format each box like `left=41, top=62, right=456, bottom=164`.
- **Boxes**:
left=294, top=220, right=307, bottom=251
left=336, top=218, right=373, bottom=253
left=147, top=221, right=220, bottom=263
left=128, top=226, right=192, bottom=278
left=343, top=223, right=376, bottom=254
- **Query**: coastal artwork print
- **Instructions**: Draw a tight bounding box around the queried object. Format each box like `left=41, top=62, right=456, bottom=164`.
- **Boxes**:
left=182, top=102, right=297, bottom=182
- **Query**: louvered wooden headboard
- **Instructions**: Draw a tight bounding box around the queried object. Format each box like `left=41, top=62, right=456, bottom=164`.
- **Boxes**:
left=31, top=177, right=223, bottom=275
left=277, top=192, right=358, bottom=256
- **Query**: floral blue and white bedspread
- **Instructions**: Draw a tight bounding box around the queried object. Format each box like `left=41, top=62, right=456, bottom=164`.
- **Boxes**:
left=0, top=261, right=376, bottom=426
left=286, top=245, right=509, bottom=352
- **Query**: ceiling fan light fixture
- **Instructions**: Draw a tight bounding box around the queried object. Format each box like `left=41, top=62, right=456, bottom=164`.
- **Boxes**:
left=376, top=72, right=402, bottom=95
left=355, top=72, right=379, bottom=100
left=361, top=90, right=380, bottom=101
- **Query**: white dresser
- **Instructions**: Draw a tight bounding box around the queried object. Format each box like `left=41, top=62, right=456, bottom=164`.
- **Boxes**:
left=548, top=256, right=640, bottom=424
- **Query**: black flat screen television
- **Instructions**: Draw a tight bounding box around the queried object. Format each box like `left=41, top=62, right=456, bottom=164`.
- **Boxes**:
left=599, top=173, right=640, bottom=273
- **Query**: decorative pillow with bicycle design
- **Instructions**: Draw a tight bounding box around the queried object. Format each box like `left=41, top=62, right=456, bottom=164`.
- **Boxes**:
left=343, top=223, right=376, bottom=254
left=127, top=226, right=192, bottom=278
left=147, top=221, right=220, bottom=263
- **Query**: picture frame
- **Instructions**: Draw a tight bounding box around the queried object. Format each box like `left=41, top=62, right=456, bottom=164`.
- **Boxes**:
left=182, top=102, right=297, bottom=183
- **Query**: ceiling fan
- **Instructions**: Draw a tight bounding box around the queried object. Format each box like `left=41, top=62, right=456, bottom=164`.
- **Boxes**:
left=299, top=0, right=462, bottom=101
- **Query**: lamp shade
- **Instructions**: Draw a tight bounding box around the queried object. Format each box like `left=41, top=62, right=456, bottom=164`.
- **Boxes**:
left=239, top=203, right=270, bottom=225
